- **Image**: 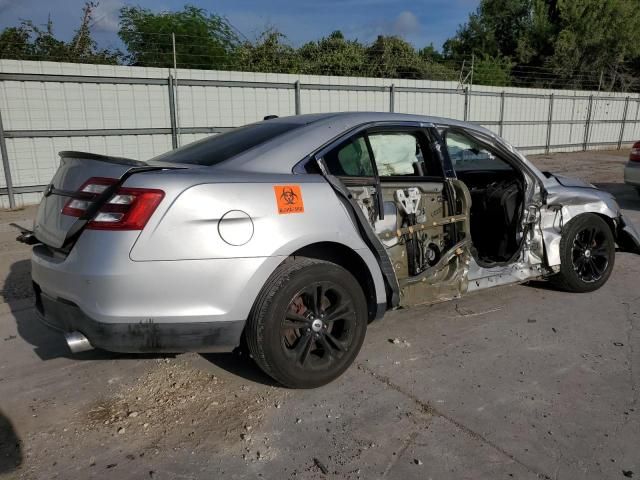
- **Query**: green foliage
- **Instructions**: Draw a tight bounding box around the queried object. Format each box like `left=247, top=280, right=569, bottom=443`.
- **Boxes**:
left=473, top=55, right=513, bottom=86
left=549, top=0, right=640, bottom=90
left=0, top=26, right=33, bottom=60
left=366, top=36, right=457, bottom=80
left=298, top=31, right=369, bottom=77
left=235, top=29, right=302, bottom=73
left=444, top=0, right=640, bottom=90
left=119, top=5, right=239, bottom=68
left=2, top=0, right=640, bottom=90
left=0, top=3, right=120, bottom=64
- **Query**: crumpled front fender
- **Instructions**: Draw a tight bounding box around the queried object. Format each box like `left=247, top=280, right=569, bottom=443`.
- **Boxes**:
left=540, top=183, right=639, bottom=266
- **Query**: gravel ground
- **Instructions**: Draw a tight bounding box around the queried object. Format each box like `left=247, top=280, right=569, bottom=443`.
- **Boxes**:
left=0, top=149, right=638, bottom=480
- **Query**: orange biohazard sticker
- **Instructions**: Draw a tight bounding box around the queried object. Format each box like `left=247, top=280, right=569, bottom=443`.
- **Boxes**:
left=274, top=185, right=304, bottom=214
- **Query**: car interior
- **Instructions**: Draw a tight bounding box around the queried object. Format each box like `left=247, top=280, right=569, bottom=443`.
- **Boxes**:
left=318, top=126, right=527, bottom=272
left=444, top=130, right=525, bottom=265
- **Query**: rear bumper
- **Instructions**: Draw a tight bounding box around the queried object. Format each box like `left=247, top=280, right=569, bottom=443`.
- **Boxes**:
left=624, top=162, right=640, bottom=187
left=30, top=230, right=286, bottom=353
left=34, top=283, right=245, bottom=353
left=31, top=230, right=283, bottom=325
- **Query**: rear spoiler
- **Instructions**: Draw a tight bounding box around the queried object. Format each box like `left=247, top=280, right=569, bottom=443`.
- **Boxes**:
left=59, top=151, right=147, bottom=167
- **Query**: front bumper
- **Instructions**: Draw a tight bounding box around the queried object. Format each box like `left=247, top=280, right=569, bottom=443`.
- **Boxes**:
left=34, top=283, right=245, bottom=353
left=618, top=214, right=640, bottom=254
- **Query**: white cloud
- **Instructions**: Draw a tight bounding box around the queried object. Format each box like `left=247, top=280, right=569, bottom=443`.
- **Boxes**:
left=390, top=11, right=421, bottom=36
left=91, top=0, right=122, bottom=33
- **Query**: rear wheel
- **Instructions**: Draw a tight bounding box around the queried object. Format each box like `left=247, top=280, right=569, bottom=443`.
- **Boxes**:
left=551, top=213, right=615, bottom=292
left=246, top=257, right=368, bottom=388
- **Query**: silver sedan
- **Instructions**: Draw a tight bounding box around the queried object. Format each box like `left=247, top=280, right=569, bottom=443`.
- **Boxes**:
left=24, top=113, right=640, bottom=388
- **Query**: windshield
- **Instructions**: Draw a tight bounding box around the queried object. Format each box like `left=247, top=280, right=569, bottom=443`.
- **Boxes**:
left=152, top=122, right=302, bottom=166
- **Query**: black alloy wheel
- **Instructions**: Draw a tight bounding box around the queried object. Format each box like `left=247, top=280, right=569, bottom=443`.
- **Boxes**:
left=281, top=282, right=356, bottom=371
left=246, top=257, right=368, bottom=388
left=552, top=213, right=615, bottom=293
left=571, top=226, right=610, bottom=283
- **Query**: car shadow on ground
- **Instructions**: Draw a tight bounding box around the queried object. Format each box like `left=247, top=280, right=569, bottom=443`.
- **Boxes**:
left=201, top=347, right=279, bottom=387
left=4, top=259, right=175, bottom=362
left=594, top=182, right=640, bottom=212
left=0, top=410, right=22, bottom=474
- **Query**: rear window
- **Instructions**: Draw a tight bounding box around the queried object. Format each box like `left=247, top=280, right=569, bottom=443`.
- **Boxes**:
left=152, top=122, right=301, bottom=166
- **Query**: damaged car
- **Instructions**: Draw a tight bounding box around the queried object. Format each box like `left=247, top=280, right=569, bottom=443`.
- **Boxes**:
left=23, top=112, right=640, bottom=388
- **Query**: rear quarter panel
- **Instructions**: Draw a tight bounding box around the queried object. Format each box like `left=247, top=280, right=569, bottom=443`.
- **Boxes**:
left=130, top=180, right=366, bottom=260
left=127, top=172, right=388, bottom=306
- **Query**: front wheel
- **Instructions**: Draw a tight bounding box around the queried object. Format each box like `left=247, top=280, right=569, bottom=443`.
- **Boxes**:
left=551, top=213, right=615, bottom=292
left=246, top=257, right=368, bottom=388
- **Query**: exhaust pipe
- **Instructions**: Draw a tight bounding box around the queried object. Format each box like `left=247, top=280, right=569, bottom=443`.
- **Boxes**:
left=64, top=331, right=94, bottom=353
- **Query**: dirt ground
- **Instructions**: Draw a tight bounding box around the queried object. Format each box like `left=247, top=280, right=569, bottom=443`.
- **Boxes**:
left=0, top=149, right=638, bottom=479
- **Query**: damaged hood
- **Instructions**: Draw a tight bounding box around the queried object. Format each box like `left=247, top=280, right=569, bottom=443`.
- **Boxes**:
left=544, top=172, right=596, bottom=190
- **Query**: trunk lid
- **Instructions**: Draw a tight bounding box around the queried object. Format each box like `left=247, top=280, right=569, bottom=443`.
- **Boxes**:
left=34, top=151, right=149, bottom=249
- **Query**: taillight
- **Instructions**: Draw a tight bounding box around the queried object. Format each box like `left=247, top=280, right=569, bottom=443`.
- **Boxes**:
left=61, top=177, right=117, bottom=217
left=61, top=177, right=164, bottom=231
left=631, top=141, right=640, bottom=162
left=87, top=188, right=164, bottom=230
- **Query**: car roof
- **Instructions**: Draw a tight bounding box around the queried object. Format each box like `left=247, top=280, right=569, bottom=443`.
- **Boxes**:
left=215, top=112, right=499, bottom=174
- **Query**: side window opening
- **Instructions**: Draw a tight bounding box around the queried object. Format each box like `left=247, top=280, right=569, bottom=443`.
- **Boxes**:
left=368, top=131, right=442, bottom=178
left=369, top=133, right=421, bottom=177
left=320, top=129, right=444, bottom=180
left=322, top=135, right=374, bottom=177
left=444, top=131, right=513, bottom=172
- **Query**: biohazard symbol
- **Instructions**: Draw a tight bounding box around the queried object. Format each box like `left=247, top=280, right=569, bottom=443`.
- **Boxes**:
left=280, top=187, right=298, bottom=205
left=274, top=185, right=304, bottom=214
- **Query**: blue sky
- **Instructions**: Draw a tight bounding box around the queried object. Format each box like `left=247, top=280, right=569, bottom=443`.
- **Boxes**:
left=0, top=0, right=480, bottom=51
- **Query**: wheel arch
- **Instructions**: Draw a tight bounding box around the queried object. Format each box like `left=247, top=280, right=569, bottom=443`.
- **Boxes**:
left=592, top=212, right=616, bottom=237
left=571, top=211, right=634, bottom=252
left=289, top=242, right=385, bottom=322
left=542, top=203, right=623, bottom=268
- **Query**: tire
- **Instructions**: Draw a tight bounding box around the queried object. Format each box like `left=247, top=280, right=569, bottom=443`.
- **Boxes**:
left=246, top=257, right=368, bottom=388
left=551, top=213, right=615, bottom=292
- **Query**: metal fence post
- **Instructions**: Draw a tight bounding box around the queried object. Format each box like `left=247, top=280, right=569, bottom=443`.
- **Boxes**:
left=463, top=86, right=469, bottom=121
left=294, top=81, right=301, bottom=115
left=617, top=96, right=630, bottom=150
left=545, top=93, right=554, bottom=154
left=498, top=91, right=505, bottom=137
left=0, top=109, right=16, bottom=209
left=167, top=76, right=178, bottom=149
left=389, top=83, right=395, bottom=113
left=583, top=95, right=594, bottom=151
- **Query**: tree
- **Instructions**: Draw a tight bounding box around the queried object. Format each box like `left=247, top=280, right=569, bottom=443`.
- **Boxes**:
left=234, top=29, right=303, bottom=74
left=298, top=31, right=369, bottom=77
left=0, top=26, right=33, bottom=60
left=0, top=3, right=120, bottom=64
left=119, top=5, right=239, bottom=68
left=473, top=55, right=513, bottom=86
left=419, top=44, right=443, bottom=63
left=444, top=0, right=640, bottom=90
left=443, top=0, right=534, bottom=60
left=549, top=0, right=640, bottom=90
